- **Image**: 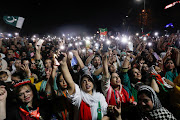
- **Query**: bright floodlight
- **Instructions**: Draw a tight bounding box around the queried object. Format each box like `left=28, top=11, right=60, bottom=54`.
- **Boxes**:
left=136, top=33, right=139, bottom=36
left=154, top=32, right=158, bottom=36
left=122, top=36, right=128, bottom=43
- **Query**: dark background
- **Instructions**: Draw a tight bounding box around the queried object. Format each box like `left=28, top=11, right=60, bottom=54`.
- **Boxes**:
left=0, top=0, right=180, bottom=36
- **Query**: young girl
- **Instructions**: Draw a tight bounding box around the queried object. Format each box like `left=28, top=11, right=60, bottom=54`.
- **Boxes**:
left=59, top=53, right=108, bottom=120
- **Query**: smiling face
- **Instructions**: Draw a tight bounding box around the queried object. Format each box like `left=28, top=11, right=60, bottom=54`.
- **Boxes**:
left=132, top=68, right=142, bottom=80
left=110, top=72, right=121, bottom=87
left=18, top=85, right=34, bottom=106
left=138, top=93, right=153, bottom=112
left=92, top=56, right=101, bottom=68
left=45, top=59, right=52, bottom=68
left=81, top=76, right=94, bottom=95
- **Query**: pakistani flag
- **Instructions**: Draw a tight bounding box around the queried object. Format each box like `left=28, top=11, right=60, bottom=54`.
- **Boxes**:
left=3, top=16, right=25, bottom=29
left=142, top=32, right=151, bottom=37
left=99, top=28, right=107, bottom=35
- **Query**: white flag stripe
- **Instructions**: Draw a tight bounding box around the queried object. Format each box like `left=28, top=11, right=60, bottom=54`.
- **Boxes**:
left=16, top=17, right=25, bottom=28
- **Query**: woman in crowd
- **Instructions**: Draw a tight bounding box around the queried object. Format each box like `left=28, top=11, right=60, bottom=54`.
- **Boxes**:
left=0, top=81, right=51, bottom=120
left=58, top=53, right=108, bottom=120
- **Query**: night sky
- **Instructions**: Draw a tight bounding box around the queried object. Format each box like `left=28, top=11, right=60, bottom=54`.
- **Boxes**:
left=0, top=0, right=180, bottom=36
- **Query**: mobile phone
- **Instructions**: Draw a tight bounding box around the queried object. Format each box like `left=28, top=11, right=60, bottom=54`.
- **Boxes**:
left=128, top=42, right=133, bottom=52
left=102, top=42, right=109, bottom=53
left=37, top=39, right=44, bottom=46
left=57, top=54, right=65, bottom=61
left=0, top=33, right=4, bottom=38
left=153, top=52, right=160, bottom=60
left=85, top=40, right=91, bottom=49
left=71, top=56, right=78, bottom=67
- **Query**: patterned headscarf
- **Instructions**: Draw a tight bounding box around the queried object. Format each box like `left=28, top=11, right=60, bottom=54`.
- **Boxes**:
left=138, top=85, right=162, bottom=109
left=138, top=85, right=177, bottom=119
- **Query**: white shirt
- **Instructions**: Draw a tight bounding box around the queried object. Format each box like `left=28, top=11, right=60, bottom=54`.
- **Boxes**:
left=67, top=84, right=107, bottom=120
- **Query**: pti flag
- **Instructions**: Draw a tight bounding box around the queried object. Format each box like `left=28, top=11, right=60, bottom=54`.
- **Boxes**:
left=142, top=32, right=151, bottom=37
left=3, top=16, right=25, bottom=29
left=99, top=28, right=107, bottom=35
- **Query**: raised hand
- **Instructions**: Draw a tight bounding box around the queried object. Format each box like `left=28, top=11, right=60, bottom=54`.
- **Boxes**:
left=0, top=86, right=7, bottom=101
left=58, top=53, right=67, bottom=66
left=21, top=64, right=31, bottom=78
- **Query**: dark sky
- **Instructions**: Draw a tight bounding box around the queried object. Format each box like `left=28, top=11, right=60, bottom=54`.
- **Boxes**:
left=0, top=0, right=180, bottom=36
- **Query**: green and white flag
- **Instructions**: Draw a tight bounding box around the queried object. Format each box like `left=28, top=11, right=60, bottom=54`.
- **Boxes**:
left=3, top=16, right=25, bottom=29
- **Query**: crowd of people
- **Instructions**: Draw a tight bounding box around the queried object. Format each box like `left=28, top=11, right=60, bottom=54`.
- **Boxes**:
left=0, top=31, right=180, bottom=120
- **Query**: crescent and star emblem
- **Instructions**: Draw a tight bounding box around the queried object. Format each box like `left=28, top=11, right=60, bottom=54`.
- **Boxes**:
left=5, top=16, right=17, bottom=23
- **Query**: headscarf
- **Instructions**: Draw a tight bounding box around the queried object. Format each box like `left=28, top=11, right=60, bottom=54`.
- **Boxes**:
left=138, top=85, right=162, bottom=109
left=138, top=85, right=177, bottom=120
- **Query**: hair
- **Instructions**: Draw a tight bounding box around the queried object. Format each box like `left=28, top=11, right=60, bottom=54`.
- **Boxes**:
left=14, top=83, right=39, bottom=108
left=12, top=72, right=24, bottom=80
left=128, top=67, right=141, bottom=84
left=80, top=74, right=96, bottom=90
left=0, top=71, right=8, bottom=76
left=21, top=58, right=30, bottom=63
left=56, top=72, right=66, bottom=90
left=7, top=49, right=14, bottom=52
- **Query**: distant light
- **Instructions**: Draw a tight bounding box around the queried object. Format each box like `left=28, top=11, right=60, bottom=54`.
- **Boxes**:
left=126, top=16, right=128, bottom=18
left=75, top=42, right=78, bottom=46
left=79, top=42, right=82, bottom=45
left=82, top=48, right=86, bottom=53
left=86, top=40, right=90, bottom=44
left=122, top=36, right=128, bottom=43
left=86, top=37, right=90, bottom=40
left=143, top=37, right=147, bottom=41
left=115, top=37, right=120, bottom=40
left=136, top=33, right=139, bottom=36
left=95, top=43, right=99, bottom=47
left=148, top=42, right=152, bottom=46
left=15, top=33, right=19, bottom=36
left=60, top=46, right=65, bottom=50
left=110, top=36, right=115, bottom=39
left=106, top=40, right=111, bottom=45
left=69, top=52, right=73, bottom=56
left=8, top=34, right=12, bottom=37
left=154, top=32, right=159, bottom=36
left=68, top=43, right=72, bottom=47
